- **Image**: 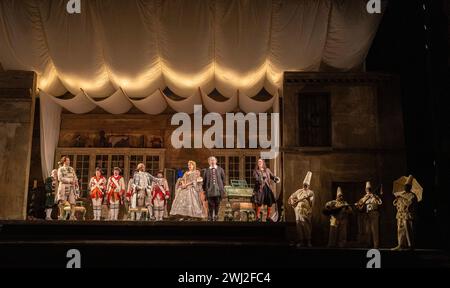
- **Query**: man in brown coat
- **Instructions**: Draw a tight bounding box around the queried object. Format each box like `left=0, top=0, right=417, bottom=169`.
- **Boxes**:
left=202, top=156, right=225, bottom=221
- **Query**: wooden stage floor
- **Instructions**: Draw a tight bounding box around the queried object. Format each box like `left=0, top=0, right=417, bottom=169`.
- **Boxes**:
left=0, top=220, right=448, bottom=268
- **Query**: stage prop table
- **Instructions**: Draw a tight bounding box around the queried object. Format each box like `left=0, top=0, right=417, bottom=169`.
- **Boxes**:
left=224, top=180, right=255, bottom=222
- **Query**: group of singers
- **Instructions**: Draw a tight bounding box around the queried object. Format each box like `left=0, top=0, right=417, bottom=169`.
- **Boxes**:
left=44, top=156, right=279, bottom=223
left=288, top=171, right=418, bottom=250
left=44, top=155, right=417, bottom=250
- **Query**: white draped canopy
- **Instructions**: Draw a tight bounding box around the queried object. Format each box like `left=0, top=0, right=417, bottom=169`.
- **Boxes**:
left=0, top=0, right=382, bottom=111
left=0, top=0, right=382, bottom=178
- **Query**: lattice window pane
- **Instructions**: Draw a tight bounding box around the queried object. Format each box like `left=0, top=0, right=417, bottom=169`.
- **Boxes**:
left=245, top=156, right=257, bottom=187
left=110, top=155, right=125, bottom=176
left=75, top=155, right=90, bottom=197
left=146, top=155, right=160, bottom=176
left=95, top=155, right=108, bottom=175
left=216, top=156, right=225, bottom=169
left=228, top=156, right=240, bottom=182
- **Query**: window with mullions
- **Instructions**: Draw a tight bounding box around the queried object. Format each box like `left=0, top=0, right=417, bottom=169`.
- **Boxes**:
left=228, top=156, right=240, bottom=183
left=95, top=155, right=108, bottom=175
left=215, top=156, right=225, bottom=170
left=245, top=156, right=257, bottom=187
left=129, top=155, right=144, bottom=179
left=110, top=155, right=125, bottom=176
left=298, top=92, right=331, bottom=147
left=146, top=155, right=160, bottom=176
left=74, top=155, right=90, bottom=197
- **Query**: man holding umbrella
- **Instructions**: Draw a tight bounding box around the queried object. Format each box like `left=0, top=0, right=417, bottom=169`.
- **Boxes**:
left=392, top=175, right=420, bottom=250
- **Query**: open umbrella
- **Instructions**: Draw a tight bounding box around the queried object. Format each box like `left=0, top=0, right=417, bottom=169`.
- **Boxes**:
left=393, top=176, right=423, bottom=202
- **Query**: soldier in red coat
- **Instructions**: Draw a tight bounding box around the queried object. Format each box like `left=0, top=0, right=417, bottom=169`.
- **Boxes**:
left=106, top=167, right=126, bottom=221
left=150, top=171, right=170, bottom=221
left=89, top=168, right=106, bottom=221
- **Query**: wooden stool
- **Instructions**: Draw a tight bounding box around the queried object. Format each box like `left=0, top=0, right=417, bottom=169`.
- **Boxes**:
left=74, top=201, right=86, bottom=220
left=62, top=204, right=71, bottom=220
left=128, top=207, right=148, bottom=221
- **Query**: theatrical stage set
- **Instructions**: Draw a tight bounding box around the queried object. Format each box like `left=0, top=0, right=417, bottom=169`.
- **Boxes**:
left=0, top=0, right=448, bottom=268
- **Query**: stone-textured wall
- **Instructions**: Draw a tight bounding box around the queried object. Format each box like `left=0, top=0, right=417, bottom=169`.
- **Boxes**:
left=282, top=72, right=405, bottom=247
left=0, top=71, right=36, bottom=220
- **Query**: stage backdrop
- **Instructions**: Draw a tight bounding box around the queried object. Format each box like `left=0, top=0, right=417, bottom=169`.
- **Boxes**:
left=0, top=0, right=383, bottom=179
left=0, top=0, right=382, bottom=99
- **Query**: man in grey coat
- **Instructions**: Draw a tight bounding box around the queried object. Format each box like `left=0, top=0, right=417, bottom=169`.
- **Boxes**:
left=202, top=156, right=226, bottom=221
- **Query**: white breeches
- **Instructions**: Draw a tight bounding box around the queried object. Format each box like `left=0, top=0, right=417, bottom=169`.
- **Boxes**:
left=109, top=200, right=120, bottom=221
left=92, top=198, right=103, bottom=220
left=45, top=208, right=53, bottom=220
left=153, top=198, right=165, bottom=221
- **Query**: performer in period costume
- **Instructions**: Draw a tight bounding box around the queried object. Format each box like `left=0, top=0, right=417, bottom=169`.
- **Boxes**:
left=324, top=187, right=352, bottom=248
left=288, top=171, right=314, bottom=247
left=170, top=161, right=205, bottom=220
left=355, top=181, right=382, bottom=248
left=150, top=171, right=170, bottom=221
left=44, top=169, right=58, bottom=220
left=252, top=158, right=280, bottom=222
left=130, top=163, right=158, bottom=220
left=392, top=175, right=418, bottom=250
left=56, top=156, right=80, bottom=220
left=106, top=167, right=126, bottom=221
left=89, top=168, right=106, bottom=221
left=202, top=156, right=225, bottom=221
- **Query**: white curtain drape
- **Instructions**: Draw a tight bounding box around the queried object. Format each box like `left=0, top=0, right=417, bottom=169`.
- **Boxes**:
left=127, top=89, right=168, bottom=115
left=159, top=0, right=215, bottom=98
left=1, top=0, right=382, bottom=101
left=1, top=0, right=382, bottom=180
left=163, top=88, right=202, bottom=114
left=200, top=88, right=238, bottom=114
left=322, top=0, right=382, bottom=70
left=39, top=90, right=61, bottom=179
left=45, top=89, right=96, bottom=114
left=84, top=88, right=133, bottom=114
left=239, top=90, right=276, bottom=114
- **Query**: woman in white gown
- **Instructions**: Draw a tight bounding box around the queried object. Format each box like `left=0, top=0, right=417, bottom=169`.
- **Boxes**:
left=170, top=160, right=205, bottom=220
